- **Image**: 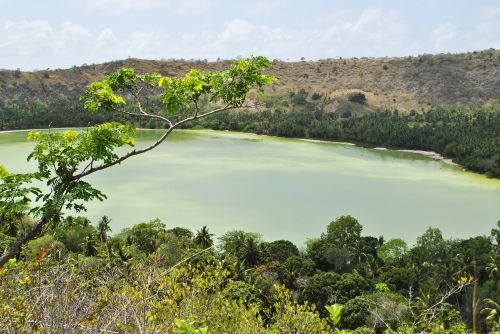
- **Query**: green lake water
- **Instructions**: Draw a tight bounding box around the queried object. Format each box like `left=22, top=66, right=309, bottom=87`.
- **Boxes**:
left=1, top=129, right=499, bottom=246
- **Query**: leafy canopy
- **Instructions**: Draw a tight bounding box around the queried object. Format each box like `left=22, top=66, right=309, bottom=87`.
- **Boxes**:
left=81, top=56, right=275, bottom=115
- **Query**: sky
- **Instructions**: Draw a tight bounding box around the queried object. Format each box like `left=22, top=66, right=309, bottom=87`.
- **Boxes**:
left=0, top=0, right=499, bottom=70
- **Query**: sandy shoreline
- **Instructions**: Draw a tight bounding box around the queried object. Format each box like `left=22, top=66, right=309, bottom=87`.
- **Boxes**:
left=301, top=139, right=459, bottom=167
left=396, top=149, right=458, bottom=166
left=298, top=138, right=356, bottom=146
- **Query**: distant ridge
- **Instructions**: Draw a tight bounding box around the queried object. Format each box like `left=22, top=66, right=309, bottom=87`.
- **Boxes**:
left=0, top=49, right=498, bottom=113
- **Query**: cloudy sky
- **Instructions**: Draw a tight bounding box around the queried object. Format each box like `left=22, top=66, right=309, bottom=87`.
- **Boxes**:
left=1, top=0, right=499, bottom=70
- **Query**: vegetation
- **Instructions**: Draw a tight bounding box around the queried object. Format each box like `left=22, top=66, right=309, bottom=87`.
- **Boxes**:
left=0, top=214, right=499, bottom=333
left=1, top=50, right=499, bottom=117
left=0, top=57, right=275, bottom=266
left=0, top=53, right=499, bottom=333
left=346, top=92, right=366, bottom=104
left=186, top=106, right=500, bottom=178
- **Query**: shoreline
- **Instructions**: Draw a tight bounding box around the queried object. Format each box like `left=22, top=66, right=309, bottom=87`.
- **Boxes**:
left=395, top=149, right=458, bottom=166
left=298, top=138, right=356, bottom=146
left=374, top=147, right=458, bottom=166
left=0, top=127, right=167, bottom=134
left=299, top=138, right=460, bottom=167
left=0, top=127, right=82, bottom=134
left=0, top=127, right=462, bottom=168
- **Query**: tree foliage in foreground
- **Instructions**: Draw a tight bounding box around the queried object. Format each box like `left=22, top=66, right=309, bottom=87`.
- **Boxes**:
left=1, top=216, right=499, bottom=333
left=0, top=57, right=274, bottom=266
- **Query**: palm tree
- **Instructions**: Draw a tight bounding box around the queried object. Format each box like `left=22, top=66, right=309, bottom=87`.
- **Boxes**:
left=242, top=237, right=260, bottom=267
left=481, top=298, right=500, bottom=333
left=486, top=255, right=499, bottom=280
left=194, top=226, right=213, bottom=249
left=97, top=216, right=112, bottom=243
left=82, top=233, right=99, bottom=257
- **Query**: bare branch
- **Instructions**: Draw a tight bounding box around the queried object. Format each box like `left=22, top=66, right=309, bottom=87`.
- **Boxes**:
left=117, top=108, right=173, bottom=128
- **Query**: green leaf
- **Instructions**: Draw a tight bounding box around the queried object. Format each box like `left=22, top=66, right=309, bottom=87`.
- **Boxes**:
left=0, top=165, right=9, bottom=179
left=325, top=304, right=343, bottom=326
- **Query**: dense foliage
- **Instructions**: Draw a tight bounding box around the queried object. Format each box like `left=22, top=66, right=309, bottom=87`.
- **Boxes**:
left=1, top=215, right=499, bottom=333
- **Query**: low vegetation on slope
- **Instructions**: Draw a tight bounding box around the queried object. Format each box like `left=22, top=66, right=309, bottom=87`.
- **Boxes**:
left=0, top=49, right=499, bottom=112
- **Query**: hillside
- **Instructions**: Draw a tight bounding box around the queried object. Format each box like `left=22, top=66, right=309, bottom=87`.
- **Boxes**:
left=0, top=49, right=499, bottom=116
left=1, top=50, right=499, bottom=178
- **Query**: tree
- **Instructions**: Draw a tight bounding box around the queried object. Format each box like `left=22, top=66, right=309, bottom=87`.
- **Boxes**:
left=219, top=230, right=262, bottom=256
left=194, top=226, right=213, bottom=249
left=412, top=227, right=447, bottom=265
left=241, top=237, right=261, bottom=267
left=324, top=215, right=364, bottom=271
left=481, top=298, right=500, bottom=333
left=301, top=271, right=339, bottom=315
left=82, top=233, right=99, bottom=257
left=97, top=216, right=112, bottom=243
left=326, top=215, right=362, bottom=249
left=122, top=219, right=166, bottom=254
left=378, top=238, right=408, bottom=265
left=339, top=297, right=370, bottom=329
left=282, top=255, right=316, bottom=278
left=260, top=240, right=299, bottom=263
left=168, top=227, right=194, bottom=240
left=0, top=57, right=274, bottom=266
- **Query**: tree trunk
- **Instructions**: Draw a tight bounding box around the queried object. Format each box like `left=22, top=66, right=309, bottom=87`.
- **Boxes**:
left=472, top=259, right=478, bottom=334
left=0, top=219, right=45, bottom=267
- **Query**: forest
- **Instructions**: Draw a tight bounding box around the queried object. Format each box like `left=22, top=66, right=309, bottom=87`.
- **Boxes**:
left=1, top=214, right=499, bottom=333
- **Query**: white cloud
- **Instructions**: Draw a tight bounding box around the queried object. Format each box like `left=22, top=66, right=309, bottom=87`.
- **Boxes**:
left=248, top=0, right=285, bottom=15
left=219, top=19, right=255, bottom=42
left=82, top=0, right=167, bottom=14
left=174, top=0, right=212, bottom=15
left=431, top=22, right=457, bottom=51
left=0, top=8, right=412, bottom=70
left=96, top=28, right=116, bottom=48
left=3, top=4, right=498, bottom=70
left=481, top=7, right=500, bottom=19
left=430, top=16, right=500, bottom=53
left=318, top=8, right=408, bottom=55
left=0, top=20, right=118, bottom=69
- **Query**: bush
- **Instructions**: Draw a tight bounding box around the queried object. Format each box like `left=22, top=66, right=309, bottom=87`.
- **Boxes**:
left=346, top=92, right=366, bottom=104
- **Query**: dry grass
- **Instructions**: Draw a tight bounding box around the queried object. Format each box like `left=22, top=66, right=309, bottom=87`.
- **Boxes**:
left=0, top=50, right=499, bottom=112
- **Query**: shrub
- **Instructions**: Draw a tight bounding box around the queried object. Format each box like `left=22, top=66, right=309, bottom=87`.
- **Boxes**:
left=346, top=92, right=366, bottom=104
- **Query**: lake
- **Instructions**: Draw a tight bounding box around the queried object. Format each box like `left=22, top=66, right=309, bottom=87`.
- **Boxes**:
left=1, top=129, right=499, bottom=246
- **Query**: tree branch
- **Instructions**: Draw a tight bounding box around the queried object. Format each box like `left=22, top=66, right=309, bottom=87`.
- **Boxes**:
left=0, top=219, right=45, bottom=266
left=71, top=104, right=233, bottom=181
